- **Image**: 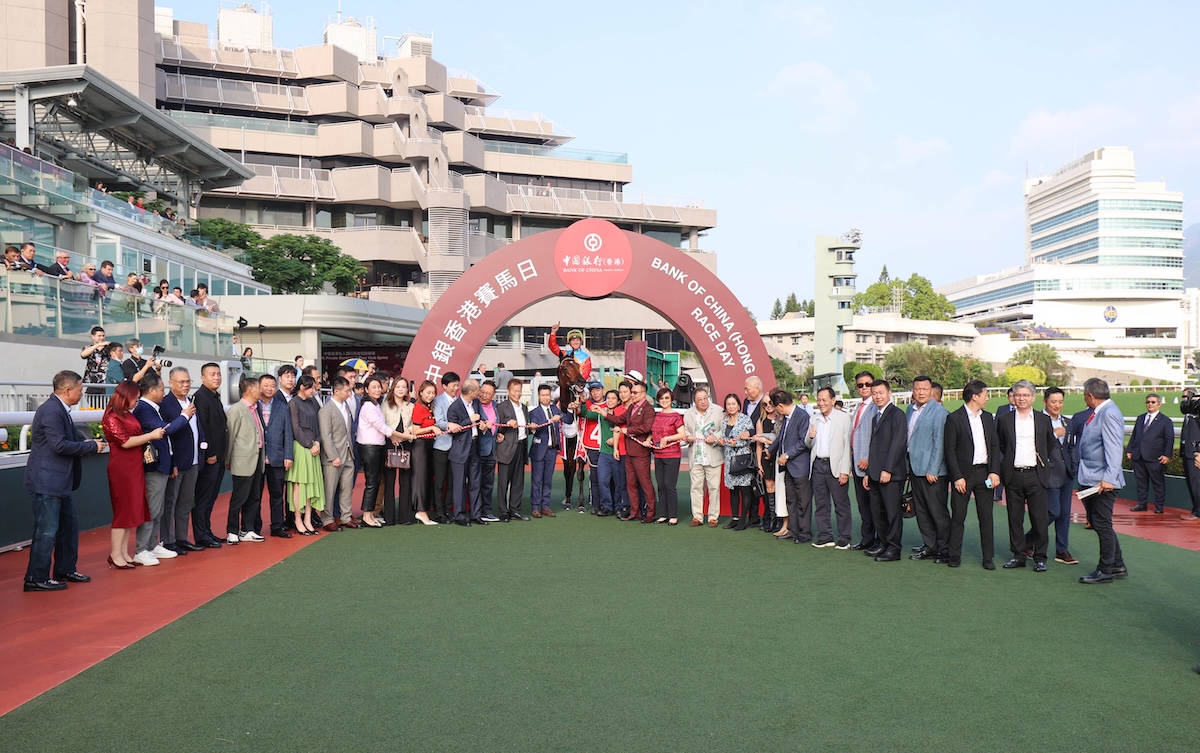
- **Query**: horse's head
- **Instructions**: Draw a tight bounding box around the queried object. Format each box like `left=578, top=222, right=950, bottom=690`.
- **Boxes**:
left=557, top=357, right=585, bottom=412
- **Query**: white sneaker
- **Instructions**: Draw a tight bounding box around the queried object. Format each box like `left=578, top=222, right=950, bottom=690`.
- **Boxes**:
left=239, top=531, right=265, bottom=542
left=132, top=550, right=160, bottom=566
left=151, top=544, right=178, bottom=559
left=226, top=533, right=240, bottom=545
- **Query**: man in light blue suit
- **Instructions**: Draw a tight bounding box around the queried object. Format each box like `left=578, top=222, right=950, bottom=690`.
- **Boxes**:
left=431, top=371, right=459, bottom=524
left=848, top=371, right=880, bottom=550
left=906, top=375, right=950, bottom=562
left=1076, top=378, right=1127, bottom=584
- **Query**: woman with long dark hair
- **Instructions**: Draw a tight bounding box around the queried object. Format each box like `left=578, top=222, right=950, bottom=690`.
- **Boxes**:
left=381, top=377, right=417, bottom=525
left=101, top=380, right=164, bottom=568
left=356, top=376, right=406, bottom=528
left=408, top=380, right=443, bottom=524
left=720, top=393, right=755, bottom=531
left=286, top=374, right=325, bottom=535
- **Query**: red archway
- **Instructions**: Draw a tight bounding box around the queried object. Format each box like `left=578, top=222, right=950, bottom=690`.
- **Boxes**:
left=402, top=219, right=775, bottom=400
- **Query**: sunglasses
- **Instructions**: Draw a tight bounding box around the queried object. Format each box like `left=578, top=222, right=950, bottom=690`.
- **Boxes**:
left=856, top=382, right=872, bottom=388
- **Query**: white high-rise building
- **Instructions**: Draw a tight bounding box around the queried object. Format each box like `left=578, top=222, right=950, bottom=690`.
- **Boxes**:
left=940, top=147, right=1185, bottom=376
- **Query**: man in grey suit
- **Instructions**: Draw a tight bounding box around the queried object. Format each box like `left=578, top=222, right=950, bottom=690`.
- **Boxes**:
left=906, top=375, right=950, bottom=562
left=225, top=376, right=266, bottom=544
left=1076, top=378, right=1128, bottom=584
left=848, top=371, right=879, bottom=550
left=495, top=362, right=514, bottom=393
left=494, top=379, right=531, bottom=521
left=767, top=389, right=813, bottom=543
left=318, top=376, right=358, bottom=531
left=431, top=371, right=460, bottom=524
left=804, top=386, right=853, bottom=548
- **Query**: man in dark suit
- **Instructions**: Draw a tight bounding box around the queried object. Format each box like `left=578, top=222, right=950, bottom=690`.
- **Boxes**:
left=607, top=373, right=656, bottom=522
left=447, top=379, right=485, bottom=525
left=767, top=388, right=813, bottom=542
left=943, top=380, right=1001, bottom=569
left=161, top=367, right=203, bottom=554
left=1126, top=392, right=1175, bottom=514
left=529, top=383, right=563, bottom=518
left=14, top=242, right=47, bottom=276
left=258, top=373, right=294, bottom=538
left=742, top=376, right=764, bottom=425
left=39, top=248, right=74, bottom=279
left=192, top=362, right=229, bottom=548
left=1180, top=389, right=1200, bottom=522
left=23, top=370, right=107, bottom=591
left=848, top=371, right=879, bottom=550
left=476, top=381, right=501, bottom=522
left=992, top=388, right=1015, bottom=502
left=863, top=379, right=907, bottom=561
left=996, top=379, right=1063, bottom=572
left=494, top=379, right=531, bottom=521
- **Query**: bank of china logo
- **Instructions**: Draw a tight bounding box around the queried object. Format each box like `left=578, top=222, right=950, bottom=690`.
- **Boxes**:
left=1103, top=306, right=1117, bottom=323
left=583, top=233, right=603, bottom=253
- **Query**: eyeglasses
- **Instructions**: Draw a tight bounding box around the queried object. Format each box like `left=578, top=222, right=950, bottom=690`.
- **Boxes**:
left=856, top=382, right=872, bottom=389
left=1146, top=400, right=1158, bottom=405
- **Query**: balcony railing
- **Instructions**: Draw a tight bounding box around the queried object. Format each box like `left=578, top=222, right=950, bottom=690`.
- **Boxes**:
left=0, top=274, right=237, bottom=356
left=167, top=110, right=319, bottom=136
left=482, top=141, right=628, bottom=164
left=503, top=182, right=705, bottom=209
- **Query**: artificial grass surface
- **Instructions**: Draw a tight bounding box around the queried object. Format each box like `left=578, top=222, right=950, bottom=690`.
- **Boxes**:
left=3, top=476, right=1200, bottom=752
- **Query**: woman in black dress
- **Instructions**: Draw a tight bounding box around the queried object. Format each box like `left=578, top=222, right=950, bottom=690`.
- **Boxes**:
left=408, top=380, right=442, bottom=525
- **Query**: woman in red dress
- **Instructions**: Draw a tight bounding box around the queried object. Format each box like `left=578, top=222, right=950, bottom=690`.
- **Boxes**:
left=101, top=381, right=164, bottom=568
left=408, top=380, right=443, bottom=522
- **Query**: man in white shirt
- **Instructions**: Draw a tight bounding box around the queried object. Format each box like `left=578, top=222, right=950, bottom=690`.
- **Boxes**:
left=804, top=387, right=853, bottom=548
left=683, top=387, right=725, bottom=526
left=161, top=367, right=201, bottom=554
left=944, top=380, right=1002, bottom=569
left=995, top=379, right=1062, bottom=572
left=494, top=379, right=531, bottom=521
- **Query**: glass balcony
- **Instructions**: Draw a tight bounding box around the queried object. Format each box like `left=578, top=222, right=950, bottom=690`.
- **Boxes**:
left=0, top=273, right=236, bottom=357
left=482, top=141, right=628, bottom=164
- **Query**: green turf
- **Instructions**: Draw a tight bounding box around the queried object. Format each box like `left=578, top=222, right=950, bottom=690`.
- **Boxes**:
left=3, top=476, right=1200, bottom=752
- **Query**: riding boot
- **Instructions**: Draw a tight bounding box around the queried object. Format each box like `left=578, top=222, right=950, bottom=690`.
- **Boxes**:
left=763, top=492, right=777, bottom=532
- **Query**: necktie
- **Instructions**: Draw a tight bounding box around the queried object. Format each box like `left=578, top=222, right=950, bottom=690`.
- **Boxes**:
left=1145, top=414, right=1153, bottom=429
left=853, top=402, right=866, bottom=435
left=1085, top=411, right=1095, bottom=426
left=872, top=411, right=880, bottom=434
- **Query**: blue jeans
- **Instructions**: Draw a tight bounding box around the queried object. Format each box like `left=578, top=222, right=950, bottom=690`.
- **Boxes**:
left=25, top=492, right=79, bottom=582
left=596, top=453, right=619, bottom=512
left=1046, top=484, right=1073, bottom=555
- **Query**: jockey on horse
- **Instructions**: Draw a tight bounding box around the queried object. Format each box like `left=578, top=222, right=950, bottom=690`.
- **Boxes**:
left=550, top=322, right=592, bottom=413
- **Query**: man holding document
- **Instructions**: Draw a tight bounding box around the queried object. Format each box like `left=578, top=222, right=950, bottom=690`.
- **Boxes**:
left=1075, top=378, right=1128, bottom=584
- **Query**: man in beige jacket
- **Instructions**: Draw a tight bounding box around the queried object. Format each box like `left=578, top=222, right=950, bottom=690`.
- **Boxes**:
left=225, top=376, right=265, bottom=544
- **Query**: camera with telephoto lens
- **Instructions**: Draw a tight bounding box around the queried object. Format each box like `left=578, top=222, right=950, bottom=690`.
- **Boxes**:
left=151, top=345, right=172, bottom=369
left=1182, top=393, right=1200, bottom=417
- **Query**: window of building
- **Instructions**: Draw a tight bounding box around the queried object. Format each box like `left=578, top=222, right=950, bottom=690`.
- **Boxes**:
left=791, top=336, right=800, bottom=345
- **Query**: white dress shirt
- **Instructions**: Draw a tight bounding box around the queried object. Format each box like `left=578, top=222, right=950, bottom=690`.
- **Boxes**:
left=510, top=399, right=527, bottom=439
left=812, top=411, right=833, bottom=458
left=1013, top=410, right=1036, bottom=467
left=966, top=405, right=988, bottom=465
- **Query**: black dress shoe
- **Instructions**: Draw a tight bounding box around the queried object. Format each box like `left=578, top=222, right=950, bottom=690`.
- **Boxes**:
left=849, top=542, right=865, bottom=550
left=55, top=571, right=91, bottom=583
left=513, top=513, right=530, bottom=521
left=1003, top=558, right=1026, bottom=569
left=455, top=519, right=471, bottom=527
left=874, top=551, right=901, bottom=562
left=982, top=560, right=996, bottom=570
left=177, top=541, right=205, bottom=552
left=471, top=518, right=488, bottom=526
left=166, top=544, right=188, bottom=555
left=24, top=579, right=67, bottom=592
left=865, top=546, right=884, bottom=557
left=911, top=545, right=929, bottom=554
left=1033, top=561, right=1047, bottom=573
left=947, top=561, right=961, bottom=568
left=1111, top=565, right=1129, bottom=579
left=1079, top=569, right=1113, bottom=584
left=934, top=557, right=952, bottom=565
left=1155, top=506, right=1164, bottom=514
left=201, top=539, right=222, bottom=549
left=1131, top=504, right=1149, bottom=512
left=270, top=529, right=293, bottom=539
left=910, top=550, right=936, bottom=561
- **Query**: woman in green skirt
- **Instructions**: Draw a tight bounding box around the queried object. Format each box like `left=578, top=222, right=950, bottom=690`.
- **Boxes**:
left=287, top=374, right=326, bottom=535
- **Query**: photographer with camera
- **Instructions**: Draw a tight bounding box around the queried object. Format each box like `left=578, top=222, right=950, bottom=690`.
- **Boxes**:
left=120, top=339, right=171, bottom=383
left=1180, top=389, right=1200, bottom=522
left=81, top=326, right=112, bottom=385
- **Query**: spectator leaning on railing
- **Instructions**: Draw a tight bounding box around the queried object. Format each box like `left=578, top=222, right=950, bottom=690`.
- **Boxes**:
left=3, top=245, right=19, bottom=270
left=15, top=243, right=46, bottom=276
left=94, top=260, right=118, bottom=289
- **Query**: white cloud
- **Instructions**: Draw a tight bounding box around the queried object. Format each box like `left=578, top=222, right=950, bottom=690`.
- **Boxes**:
left=894, top=135, right=948, bottom=165
left=1009, top=103, right=1137, bottom=156
left=771, top=2, right=832, bottom=37
left=766, top=62, right=868, bottom=128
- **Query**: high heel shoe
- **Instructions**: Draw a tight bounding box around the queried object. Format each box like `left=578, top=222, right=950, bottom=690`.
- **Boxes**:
left=417, top=516, right=438, bottom=526
left=667, top=519, right=678, bottom=526
left=654, top=517, right=668, bottom=524
left=107, top=555, right=134, bottom=570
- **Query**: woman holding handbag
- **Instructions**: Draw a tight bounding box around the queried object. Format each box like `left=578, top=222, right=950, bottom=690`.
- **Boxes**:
left=720, top=393, right=756, bottom=530
left=356, top=376, right=408, bottom=528
left=381, top=377, right=417, bottom=525
left=101, top=380, right=164, bottom=568
left=756, top=396, right=785, bottom=535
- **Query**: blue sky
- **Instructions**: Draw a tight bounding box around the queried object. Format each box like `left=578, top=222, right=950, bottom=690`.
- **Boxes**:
left=171, top=0, right=1200, bottom=318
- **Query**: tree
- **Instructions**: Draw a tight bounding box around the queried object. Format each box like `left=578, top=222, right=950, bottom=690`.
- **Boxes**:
left=193, top=218, right=265, bottom=251
left=800, top=298, right=815, bottom=317
left=945, top=357, right=997, bottom=389
left=1008, top=343, right=1073, bottom=385
left=878, top=265, right=890, bottom=284
left=882, top=342, right=961, bottom=388
left=851, top=272, right=954, bottom=321
left=244, top=233, right=367, bottom=294
left=784, top=292, right=800, bottom=314
left=770, top=298, right=785, bottom=320
left=772, top=357, right=806, bottom=394
left=1004, top=364, right=1046, bottom=385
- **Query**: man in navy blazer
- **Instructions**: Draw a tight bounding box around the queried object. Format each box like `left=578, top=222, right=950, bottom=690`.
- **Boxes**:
left=258, top=373, right=294, bottom=537
left=23, top=370, right=107, bottom=591
left=767, top=389, right=813, bottom=543
left=161, top=367, right=203, bottom=553
left=863, top=379, right=908, bottom=561
left=132, top=372, right=191, bottom=564
left=529, top=384, right=564, bottom=517
left=447, top=379, right=485, bottom=525
left=1126, top=392, right=1175, bottom=514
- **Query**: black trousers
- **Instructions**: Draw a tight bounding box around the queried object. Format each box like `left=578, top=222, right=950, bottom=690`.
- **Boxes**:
left=1005, top=468, right=1048, bottom=562
left=563, top=436, right=582, bottom=503
left=263, top=464, right=287, bottom=532
left=432, top=448, right=452, bottom=520
left=479, top=452, right=495, bottom=517
left=1185, top=451, right=1200, bottom=515
left=813, top=459, right=853, bottom=545
left=1083, top=488, right=1125, bottom=572
left=948, top=464, right=995, bottom=565
left=383, top=464, right=414, bottom=525
left=654, top=457, right=680, bottom=519
left=359, top=444, right=384, bottom=519
left=227, top=460, right=263, bottom=535
left=496, top=441, right=527, bottom=518
left=910, top=472, right=950, bottom=556
left=1132, top=458, right=1167, bottom=508
left=193, top=460, right=225, bottom=543
left=782, top=470, right=813, bottom=541
left=852, top=473, right=877, bottom=547
left=451, top=446, right=482, bottom=521
left=868, top=474, right=903, bottom=554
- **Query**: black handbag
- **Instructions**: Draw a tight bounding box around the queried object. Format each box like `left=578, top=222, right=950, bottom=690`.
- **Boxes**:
left=385, top=444, right=410, bottom=469
left=900, top=479, right=915, bottom=518
left=751, top=471, right=766, bottom=499
left=729, top=452, right=754, bottom=476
